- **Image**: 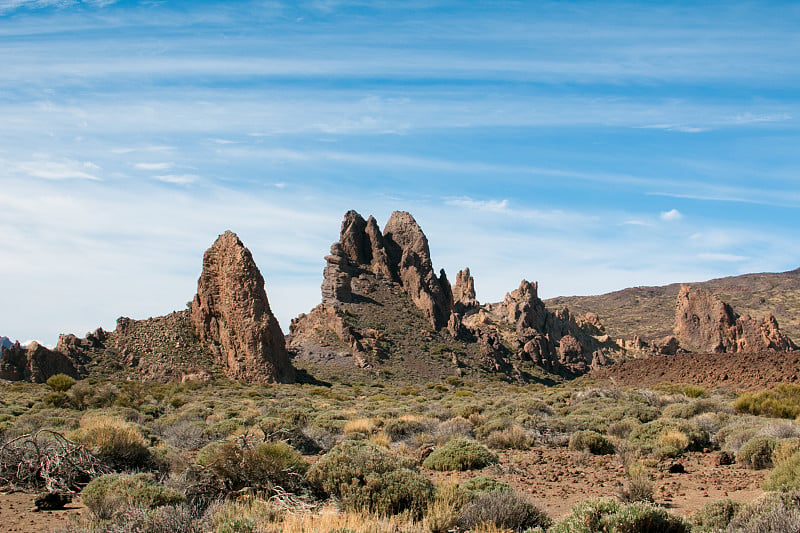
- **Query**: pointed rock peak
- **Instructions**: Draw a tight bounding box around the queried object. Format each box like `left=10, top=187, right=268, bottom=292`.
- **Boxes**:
left=383, top=211, right=432, bottom=260
left=191, top=231, right=295, bottom=383
left=453, top=268, right=478, bottom=312
left=339, top=210, right=370, bottom=266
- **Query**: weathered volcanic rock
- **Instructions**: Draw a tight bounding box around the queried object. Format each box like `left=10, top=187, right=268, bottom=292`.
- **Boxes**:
left=383, top=211, right=453, bottom=329
left=191, top=231, right=294, bottom=383
left=475, top=279, right=617, bottom=374
left=453, top=268, right=478, bottom=313
left=675, top=285, right=796, bottom=353
left=321, top=210, right=453, bottom=329
left=0, top=341, right=79, bottom=382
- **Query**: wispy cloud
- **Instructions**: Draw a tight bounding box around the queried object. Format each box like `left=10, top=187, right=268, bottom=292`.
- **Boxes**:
left=10, top=158, right=102, bottom=180
left=153, top=174, right=199, bottom=185
left=660, top=209, right=683, bottom=222
left=134, top=162, right=173, bottom=170
left=444, top=197, right=509, bottom=212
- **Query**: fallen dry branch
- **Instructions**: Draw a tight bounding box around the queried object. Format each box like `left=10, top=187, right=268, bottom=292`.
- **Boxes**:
left=0, top=429, right=110, bottom=492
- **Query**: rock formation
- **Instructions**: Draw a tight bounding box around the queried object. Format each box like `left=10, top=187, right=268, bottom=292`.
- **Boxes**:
left=191, top=231, right=295, bottom=383
left=0, top=341, right=79, bottom=382
left=453, top=268, right=479, bottom=313
left=320, top=210, right=453, bottom=329
left=467, top=280, right=618, bottom=374
left=0, top=336, right=12, bottom=350
left=674, top=285, right=796, bottom=353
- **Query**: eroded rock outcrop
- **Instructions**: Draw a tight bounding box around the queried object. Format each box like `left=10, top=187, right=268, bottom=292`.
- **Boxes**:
left=675, top=285, right=796, bottom=353
left=453, top=268, right=479, bottom=313
left=468, top=279, right=618, bottom=374
left=320, top=210, right=453, bottom=329
left=191, top=231, right=294, bottom=383
left=0, top=341, right=79, bottom=383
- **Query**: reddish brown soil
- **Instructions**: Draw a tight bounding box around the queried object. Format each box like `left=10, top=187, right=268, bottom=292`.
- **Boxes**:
left=591, top=350, right=800, bottom=391
left=0, top=492, right=85, bottom=533
left=431, top=447, right=765, bottom=521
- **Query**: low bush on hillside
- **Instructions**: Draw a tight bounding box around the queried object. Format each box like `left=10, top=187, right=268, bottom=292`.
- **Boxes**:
left=568, top=430, right=615, bottom=455
left=82, top=473, right=184, bottom=519
left=692, top=498, right=742, bottom=532
left=763, top=450, right=800, bottom=491
left=306, top=440, right=432, bottom=517
left=68, top=414, right=152, bottom=470
left=551, top=498, right=690, bottom=533
left=456, top=490, right=552, bottom=532
left=193, top=439, right=307, bottom=496
left=736, top=435, right=778, bottom=469
left=422, top=437, right=497, bottom=471
left=727, top=491, right=800, bottom=532
left=628, top=418, right=709, bottom=455
left=46, top=374, right=76, bottom=392
left=735, top=384, right=800, bottom=419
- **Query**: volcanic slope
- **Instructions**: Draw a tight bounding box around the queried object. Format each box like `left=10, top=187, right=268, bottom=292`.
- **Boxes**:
left=546, top=268, right=800, bottom=342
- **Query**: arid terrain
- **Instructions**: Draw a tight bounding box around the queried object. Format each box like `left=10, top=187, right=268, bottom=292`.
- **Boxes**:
left=2, top=211, right=799, bottom=532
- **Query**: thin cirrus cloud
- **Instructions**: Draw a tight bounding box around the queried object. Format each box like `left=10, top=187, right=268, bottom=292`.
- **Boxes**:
left=0, top=0, right=798, bottom=345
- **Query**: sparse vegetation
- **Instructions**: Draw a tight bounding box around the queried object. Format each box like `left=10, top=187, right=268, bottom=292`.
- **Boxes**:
left=422, top=437, right=498, bottom=471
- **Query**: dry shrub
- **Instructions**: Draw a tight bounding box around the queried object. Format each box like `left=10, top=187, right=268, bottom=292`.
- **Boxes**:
left=728, top=491, right=800, bottom=532
left=456, top=490, right=552, bottom=533
left=692, top=498, right=741, bottom=532
left=763, top=450, right=800, bottom=491
left=422, top=438, right=497, bottom=471
left=343, top=418, right=376, bottom=437
left=568, top=430, right=615, bottom=455
left=424, top=481, right=470, bottom=533
left=658, top=429, right=690, bottom=458
left=81, top=473, right=184, bottom=519
left=736, top=435, right=778, bottom=469
left=484, top=425, right=532, bottom=450
left=68, top=415, right=151, bottom=470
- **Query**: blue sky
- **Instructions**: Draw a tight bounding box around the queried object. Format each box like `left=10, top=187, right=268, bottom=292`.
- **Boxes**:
left=1, top=0, right=799, bottom=346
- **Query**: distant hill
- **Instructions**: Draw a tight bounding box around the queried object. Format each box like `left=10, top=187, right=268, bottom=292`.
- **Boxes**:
left=0, top=337, right=12, bottom=350
left=546, top=268, right=800, bottom=343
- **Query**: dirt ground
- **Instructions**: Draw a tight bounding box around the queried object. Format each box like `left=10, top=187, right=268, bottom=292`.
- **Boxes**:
left=0, top=492, right=86, bottom=533
left=592, top=350, right=800, bottom=391
left=433, top=447, right=765, bottom=522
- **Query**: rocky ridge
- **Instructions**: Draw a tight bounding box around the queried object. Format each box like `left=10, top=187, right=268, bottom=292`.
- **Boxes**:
left=291, top=210, right=622, bottom=379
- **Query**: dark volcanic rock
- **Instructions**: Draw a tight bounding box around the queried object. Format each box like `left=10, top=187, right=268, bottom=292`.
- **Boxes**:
left=191, top=231, right=295, bottom=383
left=0, top=341, right=79, bottom=383
left=675, top=285, right=796, bottom=353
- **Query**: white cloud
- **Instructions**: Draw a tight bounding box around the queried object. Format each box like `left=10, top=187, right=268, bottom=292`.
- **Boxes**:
left=698, top=253, right=749, bottom=263
left=134, top=162, right=174, bottom=170
left=153, top=174, right=199, bottom=185
left=660, top=209, right=683, bottom=222
left=12, top=158, right=101, bottom=180
left=445, top=197, right=509, bottom=212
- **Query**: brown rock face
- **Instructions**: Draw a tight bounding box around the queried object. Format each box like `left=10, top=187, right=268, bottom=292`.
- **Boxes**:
left=191, top=231, right=294, bottom=383
left=0, top=341, right=79, bottom=383
left=475, top=279, right=616, bottom=374
left=320, top=210, right=453, bottom=329
left=383, top=211, right=453, bottom=329
left=675, top=285, right=796, bottom=353
left=453, top=268, right=479, bottom=313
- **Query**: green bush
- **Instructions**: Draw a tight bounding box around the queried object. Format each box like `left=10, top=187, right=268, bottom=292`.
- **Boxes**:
left=692, top=499, right=741, bottom=532
left=306, top=440, right=431, bottom=517
left=569, top=430, right=615, bottom=455
left=551, top=498, right=690, bottom=533
left=195, top=440, right=307, bottom=493
left=735, top=384, right=800, bottom=419
left=82, top=473, right=184, bottom=518
left=763, top=450, right=800, bottom=491
left=456, top=490, right=551, bottom=532
left=461, top=475, right=512, bottom=495
left=629, top=418, right=709, bottom=454
left=46, top=374, right=76, bottom=392
left=737, top=435, right=778, bottom=469
left=422, top=438, right=497, bottom=471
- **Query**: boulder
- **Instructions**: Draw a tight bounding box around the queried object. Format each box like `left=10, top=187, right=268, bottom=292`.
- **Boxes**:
left=191, top=231, right=295, bottom=383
